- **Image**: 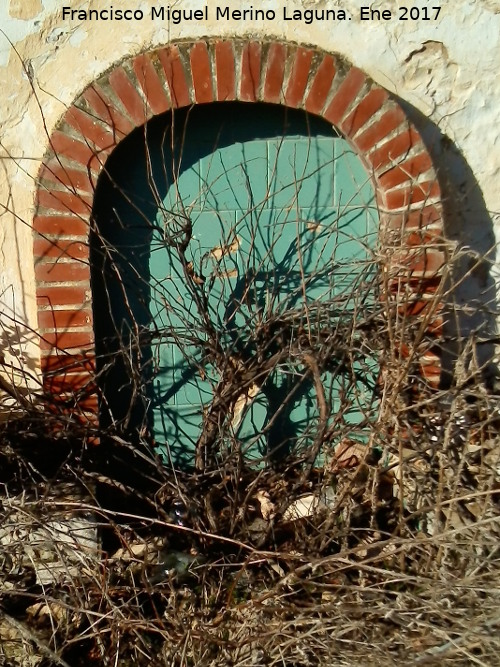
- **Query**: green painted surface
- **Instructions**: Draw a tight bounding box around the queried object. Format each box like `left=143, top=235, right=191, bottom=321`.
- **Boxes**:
left=144, top=106, right=378, bottom=467
left=91, top=104, right=378, bottom=468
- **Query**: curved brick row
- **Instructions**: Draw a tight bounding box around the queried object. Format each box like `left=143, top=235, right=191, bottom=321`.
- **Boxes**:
left=34, top=39, right=445, bottom=418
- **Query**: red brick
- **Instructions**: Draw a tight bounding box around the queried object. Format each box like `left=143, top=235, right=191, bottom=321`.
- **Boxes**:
left=404, top=275, right=443, bottom=293
left=393, top=247, right=445, bottom=276
left=305, top=54, right=336, bottom=115
left=133, top=53, right=170, bottom=115
left=397, top=342, right=415, bottom=359
left=404, top=228, right=444, bottom=247
left=34, top=238, right=89, bottom=261
left=45, top=392, right=99, bottom=412
left=41, top=353, right=96, bottom=374
left=285, top=47, right=314, bottom=108
left=64, top=107, right=115, bottom=151
left=420, top=364, right=441, bottom=386
left=88, top=149, right=113, bottom=175
left=83, top=84, right=134, bottom=138
left=366, top=128, right=422, bottom=170
left=398, top=346, right=441, bottom=374
left=108, top=66, right=150, bottom=127
left=79, top=396, right=99, bottom=412
left=37, top=189, right=92, bottom=215
left=427, top=315, right=444, bottom=335
left=40, top=162, right=94, bottom=194
left=323, top=67, right=366, bottom=128
left=383, top=205, right=442, bottom=233
left=75, top=396, right=99, bottom=414
left=353, top=107, right=407, bottom=153
left=341, top=87, right=389, bottom=137
left=398, top=297, right=442, bottom=317
left=43, top=373, right=96, bottom=394
left=37, top=285, right=90, bottom=308
left=190, top=42, right=213, bottom=104
left=383, top=226, right=443, bottom=251
left=263, top=42, right=287, bottom=104
left=420, top=349, right=441, bottom=364
left=39, top=330, right=94, bottom=351
left=35, top=261, right=90, bottom=284
left=398, top=299, right=430, bottom=318
left=43, top=410, right=99, bottom=431
left=37, top=385, right=99, bottom=423
left=158, top=45, right=191, bottom=108
left=384, top=181, right=441, bottom=209
left=38, top=308, right=93, bottom=330
left=215, top=41, right=236, bottom=101
left=404, top=205, right=442, bottom=230
left=410, top=250, right=445, bottom=277
left=240, top=42, right=261, bottom=102
left=378, top=211, right=404, bottom=235
left=49, top=131, right=96, bottom=167
left=378, top=152, right=433, bottom=190
left=33, top=215, right=90, bottom=237
left=375, top=189, right=386, bottom=212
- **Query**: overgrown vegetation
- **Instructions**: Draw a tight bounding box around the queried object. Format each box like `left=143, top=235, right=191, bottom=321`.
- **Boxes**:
left=1, top=102, right=499, bottom=666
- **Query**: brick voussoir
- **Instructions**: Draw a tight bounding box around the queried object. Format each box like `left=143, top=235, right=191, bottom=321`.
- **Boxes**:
left=304, top=53, right=337, bottom=115
left=82, top=82, right=135, bottom=139
left=133, top=52, right=171, bottom=115
left=239, top=41, right=262, bottom=102
left=263, top=41, right=287, bottom=104
left=214, top=40, right=237, bottom=101
left=284, top=46, right=314, bottom=108
left=158, top=44, right=192, bottom=108
left=108, top=65, right=152, bottom=127
left=190, top=41, right=214, bottom=104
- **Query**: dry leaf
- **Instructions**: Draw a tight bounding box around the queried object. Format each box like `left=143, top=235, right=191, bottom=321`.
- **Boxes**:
left=283, top=494, right=319, bottom=521
left=255, top=490, right=276, bottom=521
left=210, top=237, right=240, bottom=259
left=231, top=382, right=261, bottom=431
left=329, top=438, right=367, bottom=471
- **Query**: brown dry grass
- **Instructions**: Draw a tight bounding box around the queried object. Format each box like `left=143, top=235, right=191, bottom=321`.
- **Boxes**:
left=0, top=370, right=499, bottom=666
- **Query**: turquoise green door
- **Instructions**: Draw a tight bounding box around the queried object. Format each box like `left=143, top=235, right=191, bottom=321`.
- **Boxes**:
left=146, top=105, right=378, bottom=467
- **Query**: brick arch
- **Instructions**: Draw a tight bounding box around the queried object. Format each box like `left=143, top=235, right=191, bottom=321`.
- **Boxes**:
left=33, top=39, right=445, bottom=419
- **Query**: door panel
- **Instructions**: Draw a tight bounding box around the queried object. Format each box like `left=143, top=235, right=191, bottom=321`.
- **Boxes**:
left=148, top=107, right=378, bottom=466
left=91, top=103, right=378, bottom=469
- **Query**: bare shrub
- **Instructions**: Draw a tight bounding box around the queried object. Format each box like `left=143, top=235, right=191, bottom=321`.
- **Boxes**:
left=0, top=96, right=499, bottom=667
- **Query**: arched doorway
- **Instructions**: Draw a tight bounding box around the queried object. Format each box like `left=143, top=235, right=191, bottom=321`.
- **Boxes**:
left=34, top=40, right=445, bottom=444
left=91, top=103, right=380, bottom=468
